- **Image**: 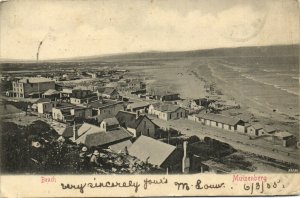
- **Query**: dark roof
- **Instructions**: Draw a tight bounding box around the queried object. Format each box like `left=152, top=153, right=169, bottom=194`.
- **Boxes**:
left=35, top=98, right=51, bottom=104
left=251, top=123, right=264, bottom=130
left=62, top=126, right=74, bottom=138
left=151, top=103, right=183, bottom=112
left=77, top=127, right=132, bottom=147
left=103, top=87, right=118, bottom=95
left=115, top=111, right=143, bottom=129
left=89, top=100, right=122, bottom=109
left=195, top=112, right=243, bottom=126
left=127, top=101, right=149, bottom=109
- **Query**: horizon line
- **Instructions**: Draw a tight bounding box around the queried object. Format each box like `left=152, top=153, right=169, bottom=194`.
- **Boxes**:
left=0, top=43, right=298, bottom=63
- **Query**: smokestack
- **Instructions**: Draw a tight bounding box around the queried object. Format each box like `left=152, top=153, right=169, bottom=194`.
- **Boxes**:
left=182, top=141, right=190, bottom=173
left=73, top=121, right=78, bottom=140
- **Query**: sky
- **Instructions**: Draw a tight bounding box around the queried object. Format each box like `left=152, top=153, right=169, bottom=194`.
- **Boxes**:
left=0, top=0, right=299, bottom=60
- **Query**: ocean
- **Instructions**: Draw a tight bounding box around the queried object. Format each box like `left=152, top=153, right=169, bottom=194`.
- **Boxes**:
left=199, top=56, right=299, bottom=118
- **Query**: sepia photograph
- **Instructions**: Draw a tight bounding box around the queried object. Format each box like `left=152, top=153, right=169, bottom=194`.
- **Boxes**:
left=0, top=0, right=299, bottom=196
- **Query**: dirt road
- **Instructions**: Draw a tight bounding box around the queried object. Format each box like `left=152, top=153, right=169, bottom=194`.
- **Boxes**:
left=151, top=117, right=300, bottom=165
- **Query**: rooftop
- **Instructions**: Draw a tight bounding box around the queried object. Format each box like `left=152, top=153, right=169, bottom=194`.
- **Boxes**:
left=19, top=77, right=54, bottom=83
left=116, top=111, right=146, bottom=129
left=151, top=103, right=182, bottom=112
left=89, top=99, right=122, bottom=109
left=274, top=131, right=293, bottom=138
left=35, top=98, right=52, bottom=104
left=102, top=117, right=120, bottom=126
left=127, top=101, right=149, bottom=109
left=251, top=123, right=264, bottom=130
left=102, top=87, right=118, bottom=95
left=195, top=112, right=243, bottom=126
left=128, top=136, right=176, bottom=167
left=43, top=89, right=60, bottom=95
left=109, top=139, right=132, bottom=153
left=75, top=125, right=132, bottom=147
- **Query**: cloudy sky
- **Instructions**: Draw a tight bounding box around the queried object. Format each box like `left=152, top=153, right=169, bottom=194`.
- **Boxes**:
left=0, top=0, right=299, bottom=60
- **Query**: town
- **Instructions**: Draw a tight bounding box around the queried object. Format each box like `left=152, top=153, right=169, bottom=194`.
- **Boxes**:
left=1, top=63, right=299, bottom=174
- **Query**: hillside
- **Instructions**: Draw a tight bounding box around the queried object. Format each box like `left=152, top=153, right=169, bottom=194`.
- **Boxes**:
left=74, top=44, right=299, bottom=62
left=0, top=44, right=298, bottom=65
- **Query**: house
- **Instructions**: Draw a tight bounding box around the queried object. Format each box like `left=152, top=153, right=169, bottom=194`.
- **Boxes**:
left=31, top=98, right=51, bottom=111
left=189, top=112, right=246, bottom=133
left=117, top=79, right=146, bottom=92
left=37, top=101, right=53, bottom=116
left=100, top=87, right=120, bottom=99
left=42, top=89, right=60, bottom=100
left=12, top=77, right=55, bottom=98
left=60, top=88, right=73, bottom=102
left=116, top=111, right=158, bottom=138
left=52, top=103, right=92, bottom=123
left=69, top=89, right=97, bottom=105
left=70, top=106, right=92, bottom=120
left=100, top=117, right=120, bottom=131
left=246, top=124, right=263, bottom=136
left=272, top=131, right=297, bottom=147
left=127, top=136, right=184, bottom=172
left=70, top=95, right=98, bottom=105
left=189, top=98, right=216, bottom=109
left=126, top=101, right=149, bottom=113
left=246, top=124, right=276, bottom=137
left=148, top=103, right=187, bottom=121
left=89, top=99, right=124, bottom=122
left=52, top=106, right=75, bottom=123
left=72, top=123, right=133, bottom=148
left=151, top=91, right=180, bottom=101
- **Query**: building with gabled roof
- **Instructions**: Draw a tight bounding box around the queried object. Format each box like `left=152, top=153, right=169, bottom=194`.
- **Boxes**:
left=247, top=123, right=276, bottom=137
left=272, top=131, right=296, bottom=147
left=72, top=123, right=133, bottom=148
left=116, top=111, right=158, bottom=138
left=127, top=136, right=183, bottom=172
left=100, top=117, right=120, bottom=131
left=189, top=112, right=246, bottom=133
left=126, top=101, right=150, bottom=113
left=148, top=103, right=187, bottom=121
left=89, top=99, right=124, bottom=123
left=101, top=87, right=120, bottom=99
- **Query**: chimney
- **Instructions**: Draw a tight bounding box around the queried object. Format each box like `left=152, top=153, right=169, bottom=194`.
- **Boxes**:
left=182, top=141, right=190, bottom=173
left=73, top=121, right=78, bottom=140
left=136, top=111, right=140, bottom=119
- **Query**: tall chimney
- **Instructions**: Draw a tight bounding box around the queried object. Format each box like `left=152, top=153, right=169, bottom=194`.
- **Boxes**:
left=182, top=141, right=190, bottom=173
left=136, top=111, right=140, bottom=119
left=73, top=121, right=78, bottom=140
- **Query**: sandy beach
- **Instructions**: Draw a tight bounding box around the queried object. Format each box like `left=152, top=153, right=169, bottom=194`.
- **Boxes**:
left=129, top=57, right=299, bottom=138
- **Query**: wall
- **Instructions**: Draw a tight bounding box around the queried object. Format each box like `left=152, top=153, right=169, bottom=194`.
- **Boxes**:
left=136, top=117, right=156, bottom=138
left=237, top=125, right=245, bottom=133
left=94, top=103, right=124, bottom=122
left=211, top=121, right=217, bottom=128
left=127, top=127, right=137, bottom=137
left=70, top=98, right=82, bottom=105
left=52, top=108, right=64, bottom=121
left=37, top=102, right=52, bottom=114
left=23, top=81, right=55, bottom=98
left=247, top=126, right=257, bottom=136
